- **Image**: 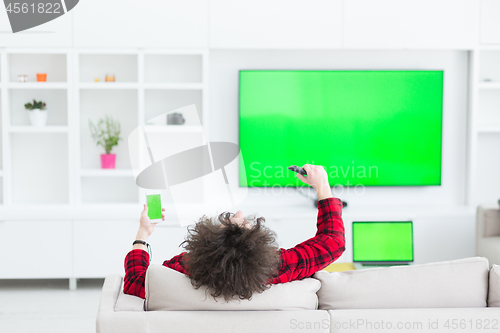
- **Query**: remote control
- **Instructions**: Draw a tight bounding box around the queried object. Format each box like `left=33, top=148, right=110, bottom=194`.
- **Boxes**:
left=288, top=165, right=307, bottom=176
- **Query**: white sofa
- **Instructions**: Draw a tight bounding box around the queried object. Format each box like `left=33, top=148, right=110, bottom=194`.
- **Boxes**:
left=97, top=257, right=500, bottom=333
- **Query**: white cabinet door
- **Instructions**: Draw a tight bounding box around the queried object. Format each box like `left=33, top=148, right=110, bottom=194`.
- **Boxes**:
left=344, top=0, right=478, bottom=49
left=73, top=0, right=209, bottom=48
left=73, top=220, right=187, bottom=278
left=73, top=220, right=139, bottom=278
left=480, top=0, right=500, bottom=44
left=0, top=7, right=72, bottom=47
left=0, top=220, right=72, bottom=278
left=210, top=0, right=342, bottom=49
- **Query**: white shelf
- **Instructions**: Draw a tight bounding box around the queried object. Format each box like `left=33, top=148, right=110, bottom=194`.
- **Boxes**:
left=7, top=82, right=68, bottom=89
left=144, top=83, right=203, bottom=90
left=478, top=82, right=500, bottom=89
left=8, top=125, right=69, bottom=133
left=477, top=125, right=500, bottom=133
left=143, top=125, right=203, bottom=133
left=80, top=169, right=134, bottom=177
left=78, top=82, right=139, bottom=89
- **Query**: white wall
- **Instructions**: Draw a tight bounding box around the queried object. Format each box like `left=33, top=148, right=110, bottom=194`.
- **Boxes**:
left=209, top=50, right=469, bottom=207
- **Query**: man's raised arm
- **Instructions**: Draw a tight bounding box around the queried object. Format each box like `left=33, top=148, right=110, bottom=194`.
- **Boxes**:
left=275, top=164, right=346, bottom=282
left=123, top=204, right=165, bottom=299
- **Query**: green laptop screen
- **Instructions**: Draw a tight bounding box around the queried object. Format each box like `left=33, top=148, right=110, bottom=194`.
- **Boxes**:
left=239, top=70, right=443, bottom=187
left=352, top=222, right=413, bottom=262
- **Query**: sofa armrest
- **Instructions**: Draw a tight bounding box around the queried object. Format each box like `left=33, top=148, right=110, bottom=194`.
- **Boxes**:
left=477, top=207, right=500, bottom=241
left=97, top=275, right=147, bottom=333
left=97, top=274, right=123, bottom=315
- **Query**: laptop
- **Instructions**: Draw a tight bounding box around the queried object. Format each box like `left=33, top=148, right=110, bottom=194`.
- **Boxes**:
left=352, top=221, right=413, bottom=270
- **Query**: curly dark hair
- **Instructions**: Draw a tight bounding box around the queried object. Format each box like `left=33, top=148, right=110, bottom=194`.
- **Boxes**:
left=180, top=212, right=280, bottom=301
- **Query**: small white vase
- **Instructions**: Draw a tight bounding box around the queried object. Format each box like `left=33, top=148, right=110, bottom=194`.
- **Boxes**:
left=29, top=109, right=48, bottom=127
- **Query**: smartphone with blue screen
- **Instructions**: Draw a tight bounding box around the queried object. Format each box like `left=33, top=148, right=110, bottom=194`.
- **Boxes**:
left=146, top=191, right=162, bottom=223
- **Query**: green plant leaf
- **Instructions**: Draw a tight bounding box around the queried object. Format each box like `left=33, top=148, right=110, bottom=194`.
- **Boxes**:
left=88, top=115, right=122, bottom=154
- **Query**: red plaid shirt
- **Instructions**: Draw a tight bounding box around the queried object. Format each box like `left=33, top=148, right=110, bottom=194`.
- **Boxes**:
left=124, top=197, right=345, bottom=299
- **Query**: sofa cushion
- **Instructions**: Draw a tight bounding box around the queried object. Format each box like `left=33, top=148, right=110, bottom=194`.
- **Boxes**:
left=314, top=257, right=489, bottom=310
left=114, top=279, right=145, bottom=311
left=488, top=264, right=500, bottom=307
left=144, top=264, right=321, bottom=311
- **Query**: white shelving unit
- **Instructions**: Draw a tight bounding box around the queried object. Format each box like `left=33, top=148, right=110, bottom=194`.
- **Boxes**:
left=0, top=48, right=208, bottom=207
left=73, top=49, right=208, bottom=205
left=0, top=47, right=209, bottom=286
left=467, top=48, right=500, bottom=206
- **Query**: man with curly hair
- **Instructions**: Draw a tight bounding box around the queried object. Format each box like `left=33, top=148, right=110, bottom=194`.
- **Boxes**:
left=124, top=164, right=345, bottom=300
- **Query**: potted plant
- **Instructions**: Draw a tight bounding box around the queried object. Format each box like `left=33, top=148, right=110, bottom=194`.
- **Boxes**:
left=89, top=115, right=122, bottom=169
left=24, top=99, right=47, bottom=127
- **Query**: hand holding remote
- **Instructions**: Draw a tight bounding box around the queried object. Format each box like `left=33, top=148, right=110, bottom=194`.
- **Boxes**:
left=288, top=165, right=307, bottom=176
left=296, top=164, right=333, bottom=201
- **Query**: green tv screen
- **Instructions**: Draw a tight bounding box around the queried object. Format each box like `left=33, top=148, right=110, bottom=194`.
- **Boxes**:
left=352, top=222, right=413, bottom=262
left=239, top=70, right=443, bottom=187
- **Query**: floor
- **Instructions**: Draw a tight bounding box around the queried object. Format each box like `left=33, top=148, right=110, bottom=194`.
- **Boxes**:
left=0, top=278, right=104, bottom=333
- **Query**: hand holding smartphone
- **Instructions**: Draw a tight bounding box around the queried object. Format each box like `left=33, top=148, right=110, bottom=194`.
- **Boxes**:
left=146, top=191, right=163, bottom=223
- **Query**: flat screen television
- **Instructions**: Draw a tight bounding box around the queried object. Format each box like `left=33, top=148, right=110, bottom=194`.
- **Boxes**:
left=239, top=70, right=443, bottom=187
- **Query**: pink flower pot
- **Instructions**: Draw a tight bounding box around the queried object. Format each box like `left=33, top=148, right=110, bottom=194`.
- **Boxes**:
left=101, top=154, right=116, bottom=169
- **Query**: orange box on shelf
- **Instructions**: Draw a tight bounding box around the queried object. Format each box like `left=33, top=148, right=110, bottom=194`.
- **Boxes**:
left=36, top=73, right=47, bottom=82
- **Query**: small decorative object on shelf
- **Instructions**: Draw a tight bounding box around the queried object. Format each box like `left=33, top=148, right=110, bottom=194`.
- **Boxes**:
left=484, top=78, right=492, bottom=82
left=89, top=115, right=122, bottom=169
left=36, top=73, right=47, bottom=82
left=24, top=99, right=47, bottom=127
left=94, top=77, right=100, bottom=82
left=167, top=112, right=185, bottom=125
left=18, top=74, right=28, bottom=82
left=105, top=73, right=115, bottom=82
